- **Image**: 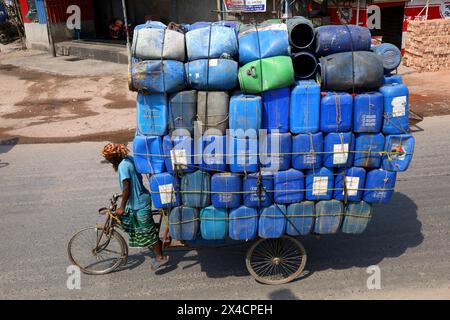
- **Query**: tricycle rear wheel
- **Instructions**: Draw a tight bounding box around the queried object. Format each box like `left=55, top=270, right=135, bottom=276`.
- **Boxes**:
left=246, top=236, right=307, bottom=285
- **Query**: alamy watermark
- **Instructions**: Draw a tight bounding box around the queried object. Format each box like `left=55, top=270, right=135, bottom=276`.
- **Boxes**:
left=162, top=125, right=286, bottom=172
left=367, top=5, right=381, bottom=30
left=66, top=265, right=81, bottom=290
left=366, top=265, right=381, bottom=290
left=66, top=5, right=81, bottom=31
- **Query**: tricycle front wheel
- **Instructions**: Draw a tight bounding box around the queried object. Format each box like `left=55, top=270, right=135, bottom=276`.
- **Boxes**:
left=246, top=236, right=307, bottom=285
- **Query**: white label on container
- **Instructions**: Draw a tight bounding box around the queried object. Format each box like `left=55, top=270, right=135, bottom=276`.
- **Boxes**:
left=219, top=193, right=232, bottom=202
left=333, top=144, right=349, bottom=165
left=170, top=149, right=187, bottom=169
left=304, top=154, right=317, bottom=165
left=362, top=114, right=377, bottom=128
left=209, top=59, right=218, bottom=67
left=195, top=73, right=200, bottom=79
left=312, top=177, right=328, bottom=196
left=392, top=96, right=407, bottom=117
left=342, top=177, right=360, bottom=197
left=159, top=184, right=175, bottom=205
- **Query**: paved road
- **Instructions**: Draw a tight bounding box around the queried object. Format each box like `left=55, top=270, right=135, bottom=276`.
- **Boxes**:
left=1, top=116, right=449, bottom=300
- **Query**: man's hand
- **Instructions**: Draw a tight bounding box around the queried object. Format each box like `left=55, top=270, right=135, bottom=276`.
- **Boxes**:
left=117, top=179, right=130, bottom=216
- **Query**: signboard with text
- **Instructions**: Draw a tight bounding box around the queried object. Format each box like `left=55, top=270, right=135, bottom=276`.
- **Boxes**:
left=225, top=0, right=267, bottom=12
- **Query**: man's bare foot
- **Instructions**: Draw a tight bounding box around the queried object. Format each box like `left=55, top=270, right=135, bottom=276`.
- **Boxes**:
left=150, top=256, right=169, bottom=271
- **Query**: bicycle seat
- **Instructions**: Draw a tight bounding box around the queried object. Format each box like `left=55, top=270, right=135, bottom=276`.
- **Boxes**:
left=98, top=207, right=109, bottom=215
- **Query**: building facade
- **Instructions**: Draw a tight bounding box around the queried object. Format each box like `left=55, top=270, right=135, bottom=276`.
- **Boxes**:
left=18, top=0, right=450, bottom=53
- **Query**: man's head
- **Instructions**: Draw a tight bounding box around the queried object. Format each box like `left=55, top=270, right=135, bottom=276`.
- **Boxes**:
left=102, top=143, right=129, bottom=171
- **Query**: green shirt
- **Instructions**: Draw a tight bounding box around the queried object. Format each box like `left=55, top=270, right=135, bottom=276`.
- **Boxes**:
left=118, top=156, right=151, bottom=211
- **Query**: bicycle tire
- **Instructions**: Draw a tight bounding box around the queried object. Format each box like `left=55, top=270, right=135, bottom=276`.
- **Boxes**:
left=246, top=235, right=307, bottom=285
left=67, top=226, right=128, bottom=275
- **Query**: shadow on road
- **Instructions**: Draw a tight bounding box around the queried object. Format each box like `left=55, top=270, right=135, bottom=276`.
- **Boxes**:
left=114, top=253, right=147, bottom=273
left=0, top=137, right=18, bottom=154
left=125, top=192, right=423, bottom=281
left=268, top=288, right=300, bottom=300
left=303, top=192, right=423, bottom=273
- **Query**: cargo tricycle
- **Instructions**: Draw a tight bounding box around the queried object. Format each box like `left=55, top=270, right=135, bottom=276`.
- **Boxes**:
left=68, top=193, right=307, bottom=285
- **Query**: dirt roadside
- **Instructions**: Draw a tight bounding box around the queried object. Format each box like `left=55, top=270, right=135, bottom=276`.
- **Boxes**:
left=0, top=45, right=136, bottom=144
left=1, top=45, right=449, bottom=145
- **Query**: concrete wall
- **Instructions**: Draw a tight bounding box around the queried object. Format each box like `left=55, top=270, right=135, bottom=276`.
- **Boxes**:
left=24, top=20, right=96, bottom=51
left=176, top=0, right=218, bottom=23
left=127, top=0, right=218, bottom=24
left=24, top=23, right=50, bottom=50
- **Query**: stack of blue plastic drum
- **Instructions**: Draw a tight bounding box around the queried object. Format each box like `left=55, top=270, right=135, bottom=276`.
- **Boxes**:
left=129, top=19, right=415, bottom=243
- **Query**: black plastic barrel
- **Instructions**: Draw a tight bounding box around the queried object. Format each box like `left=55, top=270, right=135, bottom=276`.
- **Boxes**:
left=292, top=51, right=318, bottom=79
left=287, top=16, right=315, bottom=50
left=317, top=51, right=384, bottom=91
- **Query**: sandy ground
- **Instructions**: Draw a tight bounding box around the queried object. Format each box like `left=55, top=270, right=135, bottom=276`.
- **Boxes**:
left=402, top=67, right=450, bottom=117
left=1, top=42, right=450, bottom=144
left=0, top=43, right=136, bottom=143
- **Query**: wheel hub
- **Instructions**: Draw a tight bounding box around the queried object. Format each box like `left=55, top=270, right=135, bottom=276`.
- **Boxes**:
left=272, top=257, right=281, bottom=265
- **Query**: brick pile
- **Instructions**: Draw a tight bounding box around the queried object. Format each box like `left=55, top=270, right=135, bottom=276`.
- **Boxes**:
left=404, top=18, right=450, bottom=72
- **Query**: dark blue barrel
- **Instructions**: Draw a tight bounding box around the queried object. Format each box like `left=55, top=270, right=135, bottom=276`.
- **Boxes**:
left=181, top=170, right=211, bottom=208
left=287, top=16, right=315, bottom=50
left=334, top=167, right=366, bottom=202
left=286, top=202, right=315, bottom=236
left=136, top=93, right=168, bottom=136
left=186, top=25, right=238, bottom=61
left=363, top=169, right=397, bottom=204
left=314, top=200, right=344, bottom=234
left=168, top=90, right=197, bottom=136
left=380, top=83, right=409, bottom=135
left=243, top=172, right=274, bottom=208
left=305, top=167, right=334, bottom=201
left=292, top=133, right=323, bottom=170
left=169, top=207, right=199, bottom=241
left=185, top=59, right=238, bottom=91
left=290, top=80, right=320, bottom=134
left=259, top=205, right=287, bottom=238
left=274, top=169, right=305, bottom=204
left=353, top=92, right=384, bottom=133
left=229, top=206, right=259, bottom=241
left=383, top=74, right=402, bottom=85
left=260, top=133, right=292, bottom=171
left=228, top=137, right=259, bottom=173
left=131, top=60, right=186, bottom=93
left=162, top=135, right=195, bottom=174
left=318, top=51, right=384, bottom=91
left=200, top=206, right=228, bottom=240
left=382, top=134, right=415, bottom=172
left=315, top=25, right=371, bottom=57
left=197, top=135, right=227, bottom=172
left=323, top=132, right=355, bottom=168
left=341, top=201, right=372, bottom=234
left=229, top=93, right=262, bottom=137
left=354, top=133, right=385, bottom=168
left=320, top=92, right=353, bottom=133
left=262, top=87, right=290, bottom=133
left=149, top=173, right=181, bottom=209
left=133, top=134, right=165, bottom=174
left=372, top=43, right=402, bottom=74
left=211, top=173, right=242, bottom=209
left=292, top=51, right=318, bottom=79
left=238, top=22, right=290, bottom=65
